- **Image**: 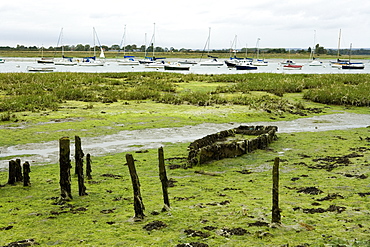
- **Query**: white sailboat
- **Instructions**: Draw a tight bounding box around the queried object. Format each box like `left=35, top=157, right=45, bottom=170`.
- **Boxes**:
left=144, top=23, right=166, bottom=68
left=330, top=30, right=364, bottom=70
left=37, top=45, right=54, bottom=64
left=54, top=28, right=78, bottom=66
left=224, top=35, right=241, bottom=67
left=79, top=27, right=105, bottom=66
left=199, top=27, right=223, bottom=66
left=308, top=30, right=323, bottom=66
left=117, top=25, right=140, bottom=66
left=27, top=66, right=55, bottom=72
left=252, top=38, right=268, bottom=66
left=330, top=29, right=348, bottom=68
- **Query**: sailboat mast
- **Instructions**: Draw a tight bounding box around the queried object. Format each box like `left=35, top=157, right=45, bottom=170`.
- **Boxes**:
left=56, top=28, right=64, bottom=56
left=152, top=23, right=156, bottom=58
left=144, top=33, right=147, bottom=57
left=93, top=27, right=96, bottom=57
left=310, top=30, right=316, bottom=61
left=232, top=35, right=237, bottom=57
left=337, top=29, right=341, bottom=60
left=121, top=25, right=127, bottom=56
left=256, top=38, right=260, bottom=59
left=207, top=27, right=211, bottom=55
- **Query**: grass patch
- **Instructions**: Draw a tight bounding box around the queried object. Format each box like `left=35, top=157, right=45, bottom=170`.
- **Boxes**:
left=1, top=73, right=369, bottom=114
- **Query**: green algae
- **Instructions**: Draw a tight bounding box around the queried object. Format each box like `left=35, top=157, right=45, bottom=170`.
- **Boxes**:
left=1, top=127, right=369, bottom=246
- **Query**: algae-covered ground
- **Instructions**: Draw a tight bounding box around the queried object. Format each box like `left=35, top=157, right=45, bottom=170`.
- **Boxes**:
left=0, top=72, right=370, bottom=246
left=1, top=127, right=369, bottom=246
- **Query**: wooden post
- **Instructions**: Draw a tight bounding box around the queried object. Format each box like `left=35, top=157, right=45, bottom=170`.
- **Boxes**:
left=7, top=160, right=16, bottom=185
left=75, top=136, right=87, bottom=196
left=15, top=159, right=23, bottom=182
left=59, top=137, right=72, bottom=200
left=126, top=153, right=145, bottom=220
left=23, top=161, right=31, bottom=186
left=158, top=147, right=170, bottom=211
left=86, top=153, right=92, bottom=180
left=272, top=157, right=281, bottom=224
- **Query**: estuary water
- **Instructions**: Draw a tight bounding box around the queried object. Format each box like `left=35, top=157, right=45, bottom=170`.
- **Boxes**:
left=1, top=57, right=370, bottom=74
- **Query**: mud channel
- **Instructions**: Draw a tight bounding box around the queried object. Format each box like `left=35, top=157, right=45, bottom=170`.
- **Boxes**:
left=0, top=112, right=369, bottom=170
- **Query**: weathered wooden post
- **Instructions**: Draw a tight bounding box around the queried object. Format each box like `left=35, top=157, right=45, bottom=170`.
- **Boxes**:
left=272, top=157, right=281, bottom=224
left=15, top=159, right=23, bottom=182
left=158, top=147, right=170, bottom=211
left=86, top=153, right=92, bottom=180
left=59, top=137, right=72, bottom=200
left=23, top=161, right=31, bottom=186
left=126, top=153, right=145, bottom=220
left=7, top=160, right=16, bottom=185
left=75, top=136, right=87, bottom=196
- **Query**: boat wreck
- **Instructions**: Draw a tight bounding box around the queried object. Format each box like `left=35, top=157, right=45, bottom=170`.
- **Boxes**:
left=187, top=125, right=278, bottom=167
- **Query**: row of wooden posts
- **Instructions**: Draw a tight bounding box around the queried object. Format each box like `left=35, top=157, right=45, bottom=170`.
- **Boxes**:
left=59, top=135, right=280, bottom=223
left=6, top=135, right=281, bottom=224
left=59, top=136, right=170, bottom=220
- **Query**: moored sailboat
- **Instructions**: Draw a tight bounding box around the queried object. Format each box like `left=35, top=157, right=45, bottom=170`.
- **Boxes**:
left=117, top=25, right=140, bottom=66
left=252, top=38, right=268, bottom=66
left=164, top=63, right=190, bottom=71
left=54, top=28, right=77, bottom=66
left=235, top=61, right=257, bottom=70
left=37, top=46, right=54, bottom=64
left=199, top=27, right=223, bottom=66
left=342, top=43, right=365, bottom=69
left=308, top=30, right=323, bottom=66
left=79, top=27, right=105, bottom=66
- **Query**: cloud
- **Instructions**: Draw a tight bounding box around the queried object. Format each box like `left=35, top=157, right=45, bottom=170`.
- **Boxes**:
left=1, top=0, right=370, bottom=49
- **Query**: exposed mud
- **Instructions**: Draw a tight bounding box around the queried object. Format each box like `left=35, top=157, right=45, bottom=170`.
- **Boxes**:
left=294, top=205, right=346, bottom=214
left=143, top=220, right=167, bottom=231
left=1, top=113, right=369, bottom=169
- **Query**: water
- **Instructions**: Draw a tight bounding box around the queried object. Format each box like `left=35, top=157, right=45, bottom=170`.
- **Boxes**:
left=0, top=113, right=369, bottom=170
left=1, top=57, right=370, bottom=74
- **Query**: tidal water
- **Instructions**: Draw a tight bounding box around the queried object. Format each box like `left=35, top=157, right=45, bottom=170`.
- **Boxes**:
left=1, top=57, right=370, bottom=74
left=1, top=113, right=369, bottom=170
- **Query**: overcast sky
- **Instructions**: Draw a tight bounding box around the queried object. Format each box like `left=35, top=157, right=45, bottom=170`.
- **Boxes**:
left=1, top=0, right=370, bottom=50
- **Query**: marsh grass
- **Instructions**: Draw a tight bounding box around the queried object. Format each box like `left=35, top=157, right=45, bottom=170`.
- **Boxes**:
left=0, top=128, right=369, bottom=246
left=1, top=73, right=369, bottom=115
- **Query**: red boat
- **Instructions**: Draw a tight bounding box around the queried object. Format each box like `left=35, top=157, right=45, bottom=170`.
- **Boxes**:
left=283, top=64, right=303, bottom=70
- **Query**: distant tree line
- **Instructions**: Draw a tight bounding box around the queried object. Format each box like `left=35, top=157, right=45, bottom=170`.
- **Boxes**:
left=1, top=44, right=370, bottom=55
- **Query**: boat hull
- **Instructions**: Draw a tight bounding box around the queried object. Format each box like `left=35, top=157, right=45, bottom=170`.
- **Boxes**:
left=342, top=64, right=365, bottom=69
left=178, top=60, right=197, bottom=65
left=283, top=64, right=303, bottom=70
left=118, top=61, right=140, bottom=66
left=164, top=65, right=190, bottom=71
left=199, top=61, right=224, bottom=66
left=37, top=58, right=54, bottom=64
left=235, top=65, right=257, bottom=70
left=27, top=66, right=55, bottom=72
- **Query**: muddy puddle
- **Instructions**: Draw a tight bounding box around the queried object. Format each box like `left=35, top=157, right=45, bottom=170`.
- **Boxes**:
left=1, top=112, right=369, bottom=169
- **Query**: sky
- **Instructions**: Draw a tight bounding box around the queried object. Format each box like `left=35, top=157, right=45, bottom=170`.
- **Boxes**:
left=1, top=0, right=370, bottom=50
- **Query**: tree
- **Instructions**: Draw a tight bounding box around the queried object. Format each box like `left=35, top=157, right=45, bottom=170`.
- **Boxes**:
left=315, top=44, right=327, bottom=55
left=75, top=44, right=85, bottom=51
left=110, top=44, right=120, bottom=51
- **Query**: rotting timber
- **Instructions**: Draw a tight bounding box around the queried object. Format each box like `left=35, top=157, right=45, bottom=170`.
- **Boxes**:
left=187, top=126, right=278, bottom=166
